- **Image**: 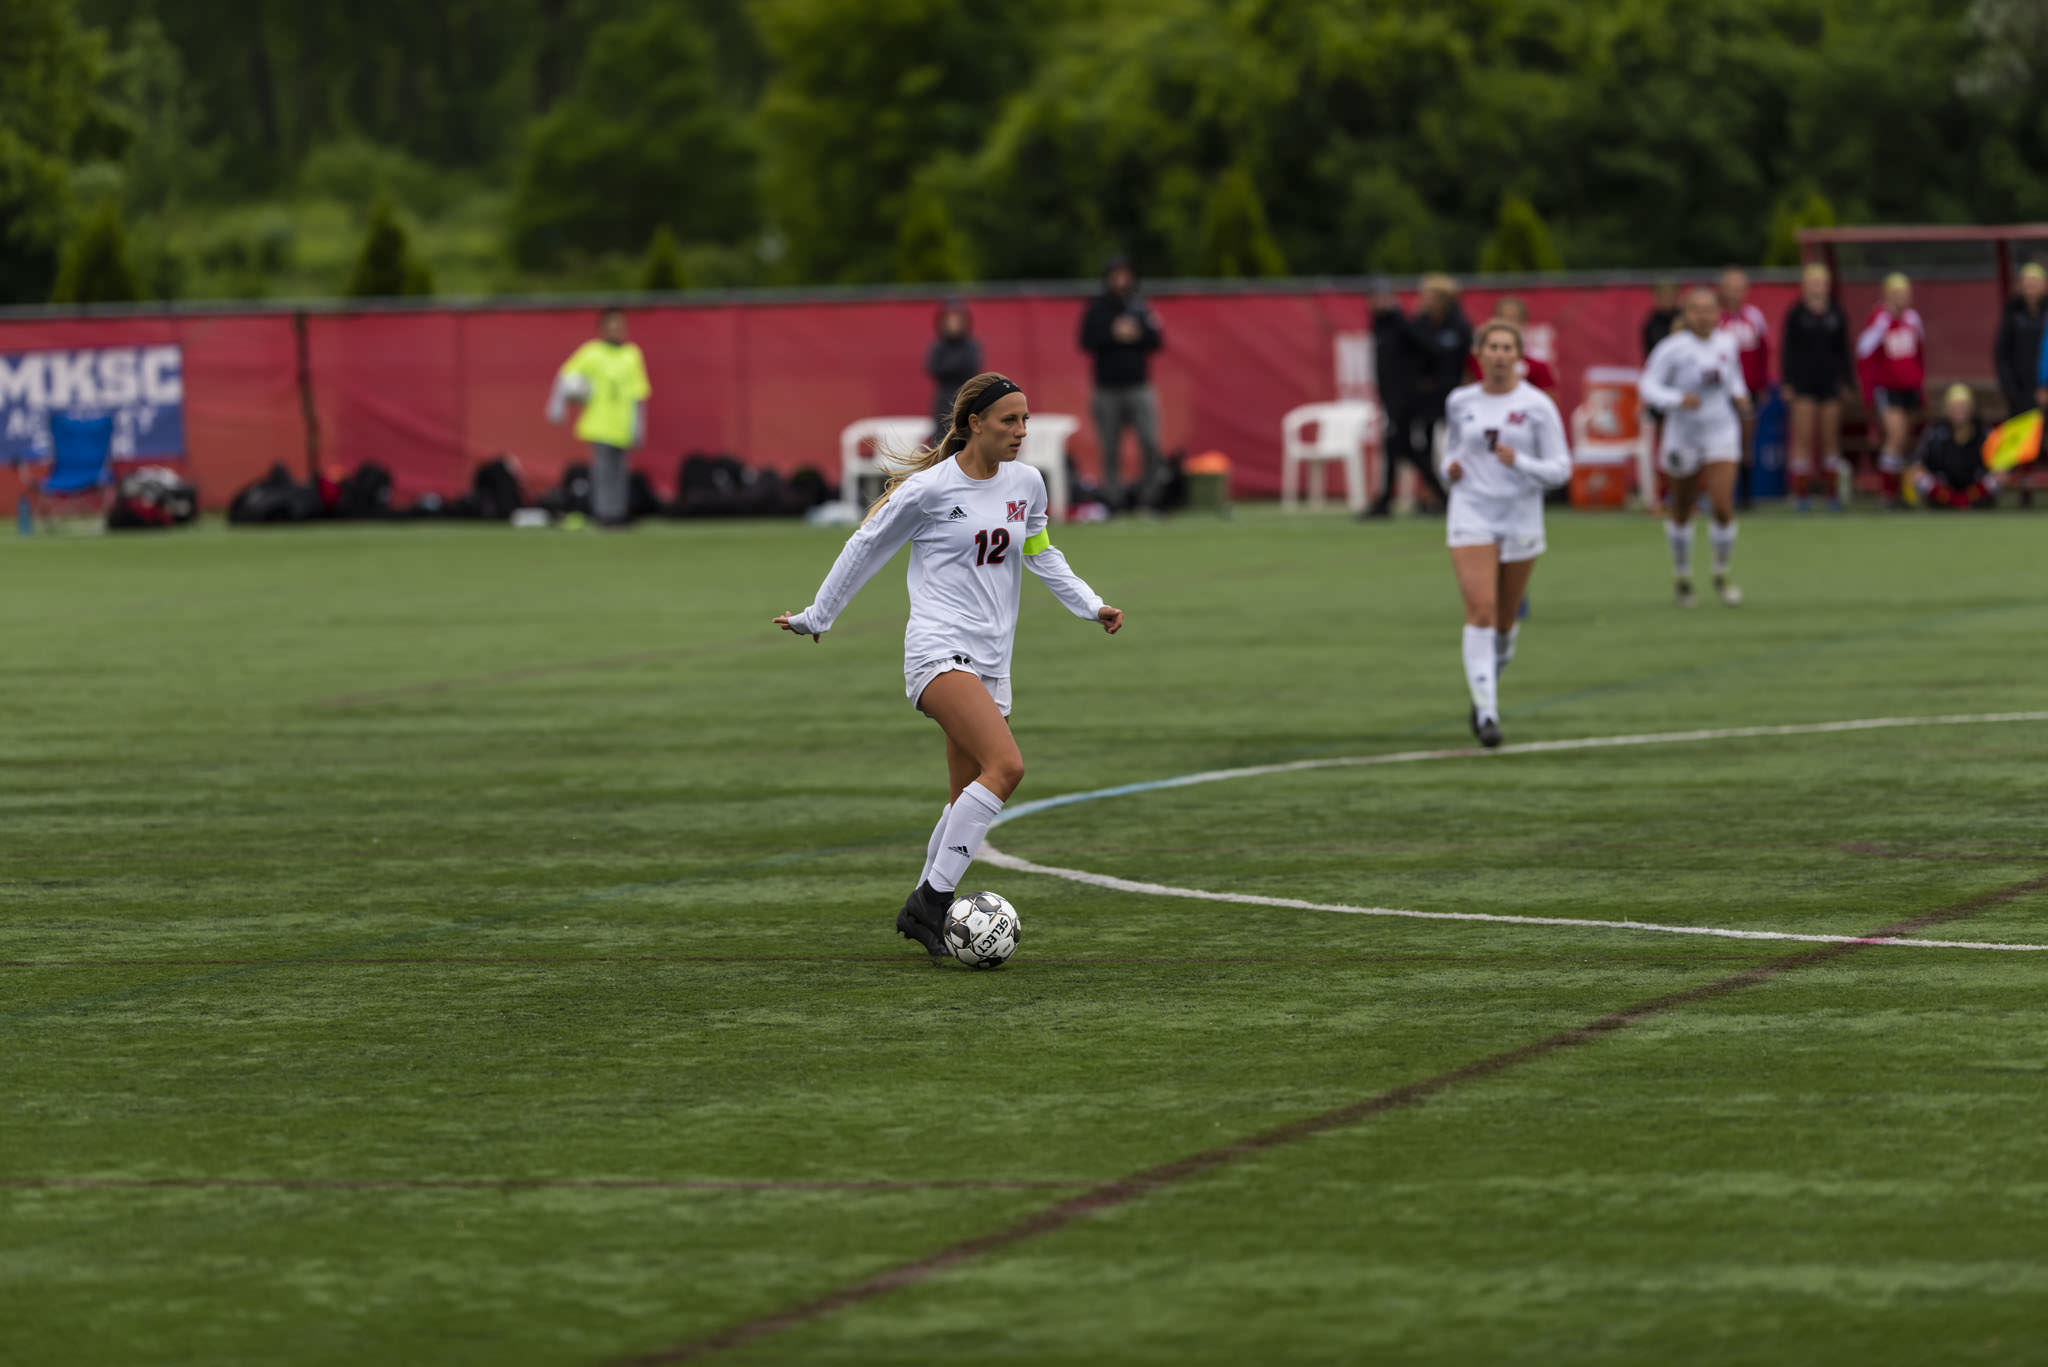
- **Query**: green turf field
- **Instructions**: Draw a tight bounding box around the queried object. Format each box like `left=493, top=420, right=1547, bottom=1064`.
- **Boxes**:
left=3, top=507, right=2045, bottom=1365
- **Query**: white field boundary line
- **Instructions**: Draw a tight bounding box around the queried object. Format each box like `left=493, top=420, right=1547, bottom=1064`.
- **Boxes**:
left=975, top=847, right=2048, bottom=952
left=993, top=712, right=2048, bottom=826
left=983, top=711, right=2048, bottom=954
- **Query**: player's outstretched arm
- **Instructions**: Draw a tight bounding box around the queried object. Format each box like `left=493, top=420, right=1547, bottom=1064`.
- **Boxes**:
left=777, top=491, right=920, bottom=641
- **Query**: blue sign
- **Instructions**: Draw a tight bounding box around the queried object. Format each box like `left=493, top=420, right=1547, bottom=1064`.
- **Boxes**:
left=0, top=344, right=186, bottom=464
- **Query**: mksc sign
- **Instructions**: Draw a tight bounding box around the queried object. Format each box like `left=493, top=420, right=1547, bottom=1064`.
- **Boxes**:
left=0, top=344, right=186, bottom=463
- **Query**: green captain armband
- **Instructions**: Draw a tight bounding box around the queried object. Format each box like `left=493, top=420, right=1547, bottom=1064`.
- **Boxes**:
left=1022, top=530, right=1052, bottom=556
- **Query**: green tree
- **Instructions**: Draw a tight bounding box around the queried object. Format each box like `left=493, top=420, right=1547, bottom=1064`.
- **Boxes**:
left=510, top=7, right=755, bottom=268
left=1477, top=193, right=1564, bottom=274
left=346, top=193, right=434, bottom=297
left=50, top=198, right=143, bottom=303
left=0, top=0, right=107, bottom=302
left=641, top=223, right=687, bottom=290
left=1195, top=166, right=1287, bottom=278
left=891, top=182, right=972, bottom=283
left=1764, top=187, right=1836, bottom=267
left=753, top=0, right=1061, bottom=283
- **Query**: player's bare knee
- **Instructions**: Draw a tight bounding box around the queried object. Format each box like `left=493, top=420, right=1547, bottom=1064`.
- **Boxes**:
left=983, top=751, right=1025, bottom=798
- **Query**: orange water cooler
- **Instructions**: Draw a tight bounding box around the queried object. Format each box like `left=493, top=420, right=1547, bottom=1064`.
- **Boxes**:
left=1569, top=366, right=1643, bottom=509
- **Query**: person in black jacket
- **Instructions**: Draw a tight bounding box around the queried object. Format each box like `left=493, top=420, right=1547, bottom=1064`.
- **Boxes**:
left=1365, top=274, right=1463, bottom=516
left=1078, top=257, right=1163, bottom=508
left=926, top=300, right=984, bottom=441
left=1909, top=384, right=1998, bottom=509
left=1779, top=262, right=1857, bottom=511
left=1993, top=262, right=2047, bottom=420
left=1641, top=280, right=1681, bottom=361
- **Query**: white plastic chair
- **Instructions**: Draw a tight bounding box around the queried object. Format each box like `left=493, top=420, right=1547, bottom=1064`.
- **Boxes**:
left=1281, top=400, right=1378, bottom=512
left=1019, top=413, right=1079, bottom=522
left=838, top=417, right=931, bottom=510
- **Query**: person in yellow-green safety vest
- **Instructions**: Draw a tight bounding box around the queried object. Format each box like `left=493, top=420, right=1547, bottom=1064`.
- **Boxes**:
left=547, top=307, right=651, bottom=526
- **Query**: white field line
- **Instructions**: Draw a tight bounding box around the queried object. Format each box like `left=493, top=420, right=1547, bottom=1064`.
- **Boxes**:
left=993, top=712, right=2048, bottom=826
left=983, top=711, right=2048, bottom=954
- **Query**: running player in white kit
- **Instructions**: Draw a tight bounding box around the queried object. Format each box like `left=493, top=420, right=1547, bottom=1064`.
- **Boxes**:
left=775, top=373, right=1123, bottom=957
left=1441, top=320, right=1573, bottom=748
left=1639, top=288, right=1753, bottom=606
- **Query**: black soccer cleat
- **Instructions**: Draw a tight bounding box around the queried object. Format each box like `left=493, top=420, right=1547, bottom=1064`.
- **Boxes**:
left=895, top=882, right=953, bottom=960
left=1469, top=707, right=1503, bottom=749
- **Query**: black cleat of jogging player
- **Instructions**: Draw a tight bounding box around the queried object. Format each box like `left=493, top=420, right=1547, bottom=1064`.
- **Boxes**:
left=895, top=882, right=952, bottom=959
left=1469, top=706, right=1503, bottom=749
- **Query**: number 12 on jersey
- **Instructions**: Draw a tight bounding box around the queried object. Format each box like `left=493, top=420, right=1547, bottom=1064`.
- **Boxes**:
left=972, top=528, right=1010, bottom=566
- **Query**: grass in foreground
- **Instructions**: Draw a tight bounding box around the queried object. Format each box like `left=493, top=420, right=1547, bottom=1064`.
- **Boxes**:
left=2, top=507, right=2044, bottom=1365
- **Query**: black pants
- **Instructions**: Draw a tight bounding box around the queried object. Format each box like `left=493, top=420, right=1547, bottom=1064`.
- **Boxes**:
left=1378, top=404, right=1449, bottom=506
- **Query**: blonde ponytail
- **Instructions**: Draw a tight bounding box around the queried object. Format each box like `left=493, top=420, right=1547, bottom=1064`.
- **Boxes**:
left=862, top=372, right=1015, bottom=523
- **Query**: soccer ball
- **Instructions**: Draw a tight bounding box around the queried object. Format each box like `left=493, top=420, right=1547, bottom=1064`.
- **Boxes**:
left=944, top=891, right=1020, bottom=969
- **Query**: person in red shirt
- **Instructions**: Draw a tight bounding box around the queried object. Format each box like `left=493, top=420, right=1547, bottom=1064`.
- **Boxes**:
left=1464, top=297, right=1557, bottom=391
left=1855, top=273, right=1927, bottom=506
left=1717, top=268, right=1771, bottom=508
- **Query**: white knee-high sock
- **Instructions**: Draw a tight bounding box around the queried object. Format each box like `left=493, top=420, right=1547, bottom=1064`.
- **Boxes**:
left=1461, top=624, right=1498, bottom=724
left=1710, top=520, right=1737, bottom=575
left=1665, top=520, right=1695, bottom=578
left=1495, top=623, right=1520, bottom=673
left=927, top=781, right=1004, bottom=894
left=918, top=802, right=952, bottom=888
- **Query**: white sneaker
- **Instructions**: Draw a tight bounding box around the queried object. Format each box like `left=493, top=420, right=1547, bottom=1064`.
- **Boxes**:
left=1715, top=575, right=1742, bottom=607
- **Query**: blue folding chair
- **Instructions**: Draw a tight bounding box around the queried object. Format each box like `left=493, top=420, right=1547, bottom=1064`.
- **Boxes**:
left=29, top=411, right=116, bottom=529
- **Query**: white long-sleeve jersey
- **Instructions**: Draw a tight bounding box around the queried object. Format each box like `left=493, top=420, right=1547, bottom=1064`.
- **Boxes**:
left=787, top=458, right=1103, bottom=679
left=1640, top=328, right=1748, bottom=456
left=1438, top=380, right=1573, bottom=500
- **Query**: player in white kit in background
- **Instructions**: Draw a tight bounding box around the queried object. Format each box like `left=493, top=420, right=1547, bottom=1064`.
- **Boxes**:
left=1440, top=320, right=1574, bottom=748
left=776, top=373, right=1123, bottom=958
left=1639, top=288, right=1753, bottom=607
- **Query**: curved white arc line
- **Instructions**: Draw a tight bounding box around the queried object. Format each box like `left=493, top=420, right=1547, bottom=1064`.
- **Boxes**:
left=994, top=712, right=2048, bottom=828
left=977, top=846, right=2048, bottom=953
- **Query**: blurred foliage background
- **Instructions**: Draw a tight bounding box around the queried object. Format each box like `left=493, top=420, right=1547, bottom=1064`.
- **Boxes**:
left=6, top=0, right=2048, bottom=303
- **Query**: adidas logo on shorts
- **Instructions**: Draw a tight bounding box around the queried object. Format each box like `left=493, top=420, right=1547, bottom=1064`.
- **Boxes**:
left=947, top=844, right=971, bottom=856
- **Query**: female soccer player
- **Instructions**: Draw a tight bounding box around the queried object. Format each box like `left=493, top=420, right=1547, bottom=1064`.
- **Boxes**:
left=1640, top=288, right=1753, bottom=607
left=1779, top=263, right=1855, bottom=512
left=1856, top=273, right=1926, bottom=507
left=1441, top=320, right=1573, bottom=748
left=774, top=373, right=1123, bottom=957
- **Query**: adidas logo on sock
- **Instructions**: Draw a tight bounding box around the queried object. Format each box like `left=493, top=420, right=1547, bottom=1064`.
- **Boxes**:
left=947, top=844, right=970, bottom=856
left=948, top=506, right=967, bottom=520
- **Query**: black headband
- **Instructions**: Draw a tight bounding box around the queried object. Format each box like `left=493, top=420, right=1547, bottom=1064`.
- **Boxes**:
left=967, top=378, right=1022, bottom=416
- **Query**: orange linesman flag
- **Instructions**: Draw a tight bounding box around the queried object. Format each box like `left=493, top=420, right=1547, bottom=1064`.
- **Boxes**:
left=1984, top=409, right=2042, bottom=473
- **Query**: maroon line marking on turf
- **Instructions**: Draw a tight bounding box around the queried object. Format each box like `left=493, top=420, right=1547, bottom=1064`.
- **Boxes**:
left=0, top=1177, right=1087, bottom=1194
left=616, top=872, right=2048, bottom=1366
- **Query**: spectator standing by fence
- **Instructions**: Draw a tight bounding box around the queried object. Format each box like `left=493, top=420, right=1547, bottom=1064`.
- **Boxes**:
left=1998, top=263, right=2048, bottom=419
left=547, top=307, right=649, bottom=527
left=1366, top=274, right=1466, bottom=517
left=1856, top=274, right=1926, bottom=508
left=926, top=300, right=983, bottom=443
left=1717, top=268, right=1771, bottom=508
left=1641, top=280, right=1681, bottom=361
left=1779, top=263, right=1856, bottom=512
left=1078, top=257, right=1163, bottom=510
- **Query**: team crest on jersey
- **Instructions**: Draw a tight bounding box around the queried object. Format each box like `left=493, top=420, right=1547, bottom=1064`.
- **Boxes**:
left=1006, top=500, right=1027, bottom=523
left=1508, top=412, right=1527, bottom=426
